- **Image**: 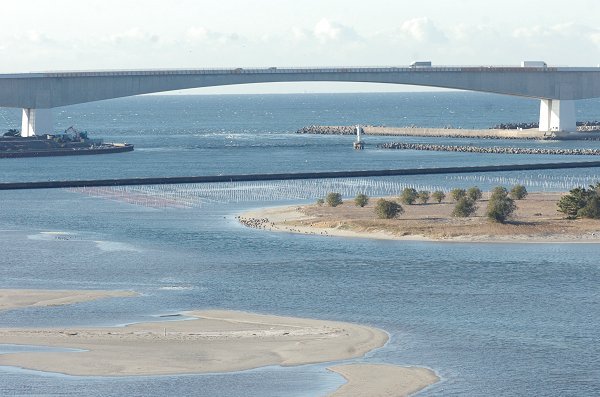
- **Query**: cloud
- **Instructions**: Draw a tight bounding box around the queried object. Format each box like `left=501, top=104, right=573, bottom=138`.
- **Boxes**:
left=185, top=27, right=239, bottom=44
left=108, top=28, right=159, bottom=44
left=590, top=32, right=600, bottom=46
left=291, top=27, right=308, bottom=41
left=6, top=30, right=57, bottom=45
left=513, top=22, right=595, bottom=40
left=398, top=17, right=447, bottom=43
left=313, top=18, right=359, bottom=43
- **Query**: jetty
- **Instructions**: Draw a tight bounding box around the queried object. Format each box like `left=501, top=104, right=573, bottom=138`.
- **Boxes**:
left=296, top=125, right=600, bottom=140
left=377, top=142, right=600, bottom=156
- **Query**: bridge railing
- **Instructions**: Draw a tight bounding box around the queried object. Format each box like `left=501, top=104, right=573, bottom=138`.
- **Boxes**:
left=8, top=65, right=598, bottom=78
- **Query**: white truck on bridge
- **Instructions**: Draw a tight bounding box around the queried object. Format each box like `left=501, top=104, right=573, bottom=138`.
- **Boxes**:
left=521, top=61, right=547, bottom=68
left=410, top=61, right=432, bottom=68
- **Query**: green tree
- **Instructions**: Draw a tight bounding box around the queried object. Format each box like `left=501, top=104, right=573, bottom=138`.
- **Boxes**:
left=316, top=198, right=325, bottom=206
left=375, top=199, right=403, bottom=219
left=431, top=190, right=446, bottom=203
left=510, top=185, right=528, bottom=200
left=467, top=186, right=482, bottom=201
left=578, top=195, right=600, bottom=219
left=400, top=188, right=418, bottom=205
left=557, top=187, right=594, bottom=219
left=354, top=193, right=369, bottom=207
left=486, top=186, right=516, bottom=223
left=452, top=197, right=478, bottom=217
left=450, top=188, right=466, bottom=201
left=557, top=187, right=590, bottom=218
left=325, top=192, right=343, bottom=207
left=417, top=190, right=430, bottom=204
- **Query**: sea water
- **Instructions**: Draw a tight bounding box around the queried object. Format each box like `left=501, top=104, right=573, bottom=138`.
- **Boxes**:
left=0, top=92, right=599, bottom=396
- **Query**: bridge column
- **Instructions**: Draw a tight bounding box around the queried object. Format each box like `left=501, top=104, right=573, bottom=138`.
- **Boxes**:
left=539, top=99, right=576, bottom=133
left=21, top=108, right=53, bottom=137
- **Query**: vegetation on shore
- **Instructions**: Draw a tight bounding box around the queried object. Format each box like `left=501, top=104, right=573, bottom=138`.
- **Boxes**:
left=313, top=183, right=600, bottom=227
left=486, top=187, right=516, bottom=223
left=375, top=199, right=403, bottom=219
left=557, top=183, right=600, bottom=219
left=354, top=193, right=369, bottom=208
left=248, top=185, right=600, bottom=242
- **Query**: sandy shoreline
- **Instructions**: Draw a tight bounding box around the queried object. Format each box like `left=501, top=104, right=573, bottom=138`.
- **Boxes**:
left=239, top=192, right=600, bottom=243
left=0, top=309, right=388, bottom=377
left=0, top=289, right=137, bottom=312
left=0, top=287, right=440, bottom=395
left=327, top=364, right=439, bottom=397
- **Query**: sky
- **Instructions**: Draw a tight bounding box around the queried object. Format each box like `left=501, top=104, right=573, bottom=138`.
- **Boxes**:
left=1, top=0, right=600, bottom=94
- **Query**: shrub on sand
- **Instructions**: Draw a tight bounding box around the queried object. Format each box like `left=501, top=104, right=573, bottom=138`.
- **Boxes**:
left=325, top=192, right=343, bottom=207
left=375, top=199, right=403, bottom=219
left=354, top=193, right=369, bottom=207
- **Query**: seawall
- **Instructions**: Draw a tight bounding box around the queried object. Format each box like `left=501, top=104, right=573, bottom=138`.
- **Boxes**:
left=2, top=161, right=600, bottom=190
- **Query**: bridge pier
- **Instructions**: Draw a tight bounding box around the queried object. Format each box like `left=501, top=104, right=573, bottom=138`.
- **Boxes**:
left=21, top=108, right=53, bottom=137
left=539, top=99, right=576, bottom=133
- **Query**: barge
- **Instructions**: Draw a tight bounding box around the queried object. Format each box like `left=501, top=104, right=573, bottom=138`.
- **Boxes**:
left=0, top=128, right=133, bottom=158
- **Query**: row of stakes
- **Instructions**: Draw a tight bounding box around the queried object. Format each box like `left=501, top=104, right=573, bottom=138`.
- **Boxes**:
left=68, top=172, right=600, bottom=209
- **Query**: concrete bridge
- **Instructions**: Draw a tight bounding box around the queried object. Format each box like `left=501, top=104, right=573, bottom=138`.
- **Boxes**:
left=2, top=64, right=600, bottom=137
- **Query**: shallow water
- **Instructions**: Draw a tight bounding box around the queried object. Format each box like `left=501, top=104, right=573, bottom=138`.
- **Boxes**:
left=0, top=93, right=599, bottom=396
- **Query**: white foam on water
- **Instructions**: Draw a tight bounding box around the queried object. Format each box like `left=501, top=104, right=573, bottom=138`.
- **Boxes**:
left=94, top=240, right=142, bottom=253
left=27, top=231, right=79, bottom=241
left=158, top=286, right=194, bottom=291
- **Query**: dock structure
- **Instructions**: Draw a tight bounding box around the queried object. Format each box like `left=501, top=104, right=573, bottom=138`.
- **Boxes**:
left=2, top=64, right=600, bottom=135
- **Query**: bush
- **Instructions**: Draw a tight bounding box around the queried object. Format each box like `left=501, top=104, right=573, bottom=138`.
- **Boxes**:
left=431, top=190, right=446, bottom=203
left=486, top=186, right=516, bottom=223
left=450, top=188, right=466, bottom=201
left=400, top=188, right=418, bottom=205
left=417, top=190, right=430, bottom=204
left=325, top=192, right=343, bottom=207
left=578, top=195, right=600, bottom=219
left=452, top=197, right=477, bottom=217
left=510, top=185, right=528, bottom=200
left=557, top=185, right=599, bottom=219
left=316, top=198, right=325, bottom=206
left=375, top=199, right=403, bottom=219
left=467, top=186, right=482, bottom=201
left=354, top=193, right=369, bottom=207
left=557, top=187, right=591, bottom=218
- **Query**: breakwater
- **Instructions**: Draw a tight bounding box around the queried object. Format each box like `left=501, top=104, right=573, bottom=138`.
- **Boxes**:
left=296, top=125, right=600, bottom=140
left=3, top=161, right=600, bottom=190
left=296, top=125, right=358, bottom=135
left=492, top=121, right=600, bottom=131
left=296, top=125, right=549, bottom=140
left=377, top=142, right=600, bottom=156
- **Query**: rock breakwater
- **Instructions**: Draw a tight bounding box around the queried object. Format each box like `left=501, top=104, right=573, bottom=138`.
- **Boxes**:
left=296, top=124, right=600, bottom=140
left=377, top=142, right=600, bottom=156
left=296, top=125, right=358, bottom=135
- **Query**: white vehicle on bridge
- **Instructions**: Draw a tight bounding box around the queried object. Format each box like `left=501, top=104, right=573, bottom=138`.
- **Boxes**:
left=409, top=61, right=432, bottom=68
left=521, top=61, right=547, bottom=68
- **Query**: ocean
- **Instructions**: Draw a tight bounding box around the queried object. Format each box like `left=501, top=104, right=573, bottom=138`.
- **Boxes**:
left=0, top=92, right=599, bottom=396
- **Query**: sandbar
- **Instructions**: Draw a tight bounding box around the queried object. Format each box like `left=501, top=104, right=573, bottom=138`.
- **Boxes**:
left=327, top=364, right=439, bottom=397
left=0, top=289, right=137, bottom=312
left=239, top=192, right=600, bottom=243
left=0, top=310, right=388, bottom=376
